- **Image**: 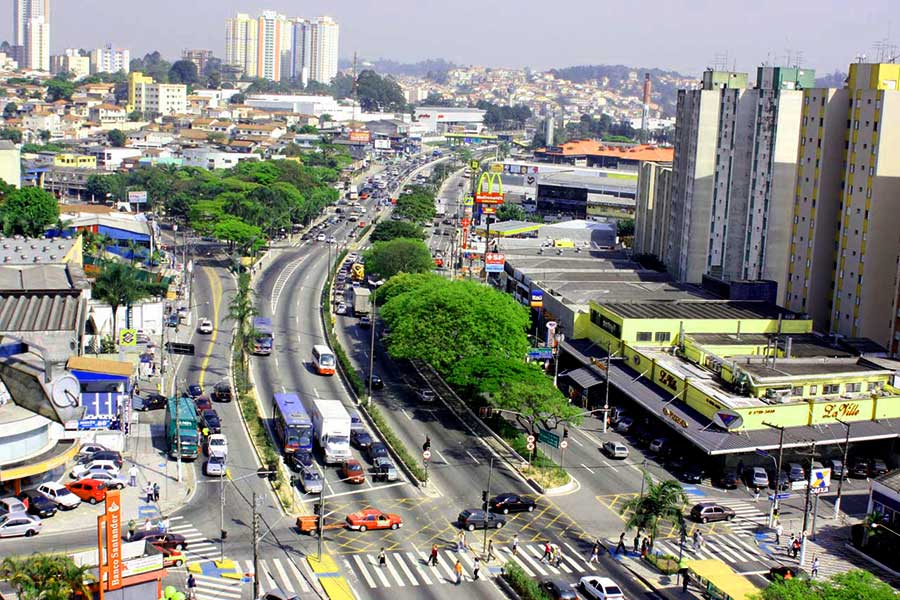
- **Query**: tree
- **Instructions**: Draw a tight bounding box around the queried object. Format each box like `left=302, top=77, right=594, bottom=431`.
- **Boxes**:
left=370, top=220, right=424, bottom=242
left=364, top=238, right=433, bottom=280
left=0, top=187, right=59, bottom=236
left=168, top=60, right=199, bottom=85
left=45, top=77, right=75, bottom=102
left=227, top=272, right=258, bottom=370
left=92, top=261, right=159, bottom=343
left=0, top=128, right=22, bottom=143
left=38, top=129, right=50, bottom=143
left=617, top=218, right=635, bottom=237
left=755, top=570, right=896, bottom=600
left=496, top=203, right=526, bottom=222
left=86, top=173, right=111, bottom=200
left=214, top=217, right=262, bottom=252
left=229, top=93, right=246, bottom=105
left=355, top=70, right=407, bottom=112
left=107, top=129, right=126, bottom=147
left=128, top=110, right=142, bottom=121
left=3, top=102, right=16, bottom=118
left=0, top=554, right=94, bottom=600
left=620, top=477, right=687, bottom=540
left=394, top=187, right=437, bottom=223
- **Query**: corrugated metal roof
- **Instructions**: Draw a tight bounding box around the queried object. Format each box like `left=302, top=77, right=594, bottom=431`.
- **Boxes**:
left=0, top=292, right=81, bottom=332
left=604, top=300, right=793, bottom=321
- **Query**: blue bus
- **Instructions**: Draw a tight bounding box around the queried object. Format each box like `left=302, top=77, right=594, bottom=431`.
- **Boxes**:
left=252, top=317, right=274, bottom=355
left=273, top=393, right=313, bottom=454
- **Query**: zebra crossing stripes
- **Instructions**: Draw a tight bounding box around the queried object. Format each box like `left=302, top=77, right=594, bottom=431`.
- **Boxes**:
left=685, top=492, right=770, bottom=534
left=189, top=558, right=313, bottom=600
left=166, top=517, right=218, bottom=563
left=192, top=574, right=242, bottom=600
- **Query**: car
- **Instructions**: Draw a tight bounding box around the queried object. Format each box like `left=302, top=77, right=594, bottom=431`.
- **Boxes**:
left=849, top=458, right=871, bottom=478
left=187, top=384, right=203, bottom=398
left=82, top=471, right=128, bottom=490
left=366, top=442, right=389, bottom=462
left=602, top=441, right=629, bottom=459
left=316, top=233, right=327, bottom=242
left=36, top=482, right=81, bottom=510
left=870, top=459, right=890, bottom=477
left=288, top=450, right=314, bottom=471
left=784, top=462, right=806, bottom=482
left=15, top=490, right=57, bottom=518
left=205, top=454, right=228, bottom=477
left=166, top=313, right=179, bottom=327
left=336, top=303, right=348, bottom=315
left=66, top=479, right=108, bottom=504
left=71, top=459, right=119, bottom=480
left=76, top=443, right=108, bottom=461
left=457, top=509, right=506, bottom=531
left=0, top=514, right=41, bottom=538
left=364, top=372, right=384, bottom=390
left=194, top=396, right=213, bottom=414
left=579, top=576, right=625, bottom=600
left=84, top=450, right=123, bottom=469
left=153, top=544, right=185, bottom=568
left=206, top=434, right=228, bottom=458
left=676, top=463, right=705, bottom=484
left=744, top=466, right=769, bottom=489
left=198, top=318, right=213, bottom=334
left=373, top=457, right=398, bottom=482
left=213, top=381, right=233, bottom=402
left=418, top=389, right=435, bottom=402
left=359, top=315, right=371, bottom=328
left=201, top=409, right=222, bottom=434
left=351, top=429, right=373, bottom=450
left=713, top=469, right=740, bottom=489
left=769, top=470, right=791, bottom=491
left=540, top=579, right=577, bottom=600
left=326, top=236, right=337, bottom=244
left=768, top=565, right=808, bottom=581
left=649, top=437, right=670, bottom=455
left=489, top=493, right=536, bottom=515
left=346, top=508, right=403, bottom=531
left=341, top=460, right=366, bottom=484
left=825, top=458, right=846, bottom=479
left=609, top=407, right=630, bottom=424
left=297, top=467, right=324, bottom=494
left=135, top=393, right=167, bottom=411
left=690, top=502, right=736, bottom=523
left=131, top=531, right=187, bottom=550
left=0, top=497, right=27, bottom=517
left=613, top=417, right=634, bottom=433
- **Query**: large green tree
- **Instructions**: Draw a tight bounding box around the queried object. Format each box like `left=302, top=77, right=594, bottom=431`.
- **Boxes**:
left=370, top=220, right=425, bottom=242
left=363, top=238, right=434, bottom=280
left=107, top=129, right=126, bottom=147
left=496, top=203, right=527, bottom=222
left=227, top=272, right=258, bottom=370
left=92, top=261, right=160, bottom=342
left=168, top=60, right=199, bottom=85
left=395, top=187, right=437, bottom=223
left=620, top=477, right=688, bottom=540
left=0, top=187, right=59, bottom=236
left=45, top=77, right=75, bottom=102
left=755, top=570, right=896, bottom=600
left=491, top=378, right=583, bottom=459
left=0, top=554, right=93, bottom=600
left=214, top=217, right=262, bottom=252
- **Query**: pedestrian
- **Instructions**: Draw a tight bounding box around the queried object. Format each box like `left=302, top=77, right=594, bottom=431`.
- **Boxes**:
left=791, top=538, right=801, bottom=559
left=648, top=534, right=654, bottom=552
left=692, top=530, right=700, bottom=551
left=144, top=483, right=153, bottom=503
left=144, top=518, right=154, bottom=531
left=473, top=556, right=480, bottom=580
left=541, top=541, right=552, bottom=562
left=589, top=542, right=600, bottom=563
left=153, top=482, right=160, bottom=502
left=186, top=573, right=196, bottom=600
left=754, top=487, right=761, bottom=501
left=633, top=531, right=640, bottom=553
left=511, top=533, right=519, bottom=556
left=429, top=544, right=438, bottom=567
left=454, top=559, right=463, bottom=585
left=202, top=426, right=209, bottom=439
left=696, top=531, right=703, bottom=550
left=616, top=532, right=626, bottom=554
left=128, top=464, right=139, bottom=487
left=487, top=539, right=495, bottom=562
left=811, top=556, right=820, bottom=578
left=775, top=522, right=783, bottom=545
left=377, top=548, right=386, bottom=568
left=456, top=530, right=466, bottom=552
left=162, top=515, right=171, bottom=533
left=127, top=519, right=136, bottom=541
left=640, top=538, right=648, bottom=559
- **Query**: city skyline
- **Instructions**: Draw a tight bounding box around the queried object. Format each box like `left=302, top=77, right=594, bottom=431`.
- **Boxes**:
left=3, top=0, right=896, bottom=76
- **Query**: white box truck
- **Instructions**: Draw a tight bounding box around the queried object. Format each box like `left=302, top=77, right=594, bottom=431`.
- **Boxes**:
left=310, top=399, right=352, bottom=464
left=347, top=286, right=371, bottom=317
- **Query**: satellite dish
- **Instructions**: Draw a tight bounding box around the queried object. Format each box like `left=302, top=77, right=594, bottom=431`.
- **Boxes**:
left=50, top=373, right=81, bottom=409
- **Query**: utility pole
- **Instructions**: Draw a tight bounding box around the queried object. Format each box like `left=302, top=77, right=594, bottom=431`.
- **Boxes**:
left=317, top=482, right=325, bottom=560
left=833, top=419, right=852, bottom=520
left=366, top=286, right=378, bottom=405
left=252, top=493, right=260, bottom=599
left=176, top=393, right=182, bottom=483
left=763, top=422, right=786, bottom=527
left=798, top=441, right=817, bottom=567
left=482, top=457, right=494, bottom=559
left=219, top=470, right=226, bottom=561
left=602, top=341, right=612, bottom=433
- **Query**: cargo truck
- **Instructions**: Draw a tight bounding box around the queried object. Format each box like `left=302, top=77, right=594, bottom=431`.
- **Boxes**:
left=347, top=286, right=371, bottom=317
left=166, top=397, right=199, bottom=460
left=310, top=399, right=352, bottom=464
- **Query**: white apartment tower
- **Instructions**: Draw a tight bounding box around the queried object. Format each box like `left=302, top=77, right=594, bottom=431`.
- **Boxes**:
left=14, top=0, right=49, bottom=71
left=90, top=44, right=130, bottom=74
left=307, top=16, right=339, bottom=84
left=225, top=12, right=258, bottom=78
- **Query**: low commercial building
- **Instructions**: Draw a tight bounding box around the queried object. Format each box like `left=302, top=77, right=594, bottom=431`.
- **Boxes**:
left=534, top=141, right=673, bottom=171
left=181, top=146, right=260, bottom=170
left=414, top=106, right=486, bottom=134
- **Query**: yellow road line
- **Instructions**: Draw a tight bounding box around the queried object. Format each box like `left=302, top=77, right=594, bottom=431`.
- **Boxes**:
left=198, top=266, right=222, bottom=388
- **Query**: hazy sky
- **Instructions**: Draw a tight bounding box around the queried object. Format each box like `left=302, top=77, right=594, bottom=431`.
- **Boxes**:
left=10, top=0, right=898, bottom=76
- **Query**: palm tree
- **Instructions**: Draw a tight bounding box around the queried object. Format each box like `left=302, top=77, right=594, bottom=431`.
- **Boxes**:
left=92, top=260, right=156, bottom=344
left=226, top=271, right=258, bottom=371
left=620, top=476, right=688, bottom=540
left=0, top=554, right=93, bottom=600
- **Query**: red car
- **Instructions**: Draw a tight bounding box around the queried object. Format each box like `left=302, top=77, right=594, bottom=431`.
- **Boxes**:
left=65, top=479, right=107, bottom=504
left=341, top=460, right=365, bottom=484
left=194, top=396, right=213, bottom=415
left=346, top=508, right=403, bottom=532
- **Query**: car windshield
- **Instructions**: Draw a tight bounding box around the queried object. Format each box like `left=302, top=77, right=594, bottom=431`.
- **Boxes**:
left=210, top=439, right=225, bottom=447
left=210, top=456, right=225, bottom=465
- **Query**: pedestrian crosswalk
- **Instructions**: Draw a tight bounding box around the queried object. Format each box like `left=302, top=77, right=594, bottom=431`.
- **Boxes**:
left=652, top=532, right=773, bottom=572
left=184, top=558, right=313, bottom=600
left=167, top=516, right=219, bottom=563
left=684, top=491, right=770, bottom=535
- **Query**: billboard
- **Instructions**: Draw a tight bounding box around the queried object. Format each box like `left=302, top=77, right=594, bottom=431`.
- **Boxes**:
left=485, top=253, right=505, bottom=273
left=374, top=139, right=391, bottom=149
left=349, top=130, right=371, bottom=143
left=127, top=191, right=148, bottom=204
left=475, top=172, right=505, bottom=205
left=105, top=489, right=123, bottom=590
left=530, top=290, right=543, bottom=308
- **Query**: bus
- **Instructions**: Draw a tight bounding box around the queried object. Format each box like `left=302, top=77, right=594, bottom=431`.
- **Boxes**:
left=272, top=393, right=313, bottom=454
left=312, top=344, right=336, bottom=376
left=165, top=397, right=199, bottom=460
left=252, top=317, right=274, bottom=355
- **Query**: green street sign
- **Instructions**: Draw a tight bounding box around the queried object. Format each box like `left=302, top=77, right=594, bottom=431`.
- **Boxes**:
left=538, top=428, right=560, bottom=448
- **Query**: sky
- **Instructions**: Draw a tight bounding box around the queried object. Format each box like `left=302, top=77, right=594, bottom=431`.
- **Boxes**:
left=8, top=0, right=898, bottom=76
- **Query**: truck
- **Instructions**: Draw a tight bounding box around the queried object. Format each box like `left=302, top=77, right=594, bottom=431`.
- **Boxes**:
left=310, top=399, right=352, bottom=465
left=348, top=185, right=359, bottom=201
left=347, top=286, right=371, bottom=317
left=166, top=397, right=199, bottom=460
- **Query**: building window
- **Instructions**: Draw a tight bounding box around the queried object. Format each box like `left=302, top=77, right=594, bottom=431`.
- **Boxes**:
left=791, top=386, right=803, bottom=396
left=654, top=332, right=671, bottom=343
left=810, top=385, right=818, bottom=394
left=636, top=332, right=652, bottom=342
left=824, top=384, right=840, bottom=394
left=846, top=382, right=861, bottom=393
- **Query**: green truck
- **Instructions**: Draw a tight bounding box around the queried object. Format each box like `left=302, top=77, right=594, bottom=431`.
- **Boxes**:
left=166, top=397, right=199, bottom=460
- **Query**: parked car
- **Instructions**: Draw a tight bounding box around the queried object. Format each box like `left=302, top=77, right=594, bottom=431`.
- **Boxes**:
left=83, top=450, right=123, bottom=469
left=713, top=469, right=740, bottom=490
left=769, top=470, right=790, bottom=491
left=602, top=441, right=629, bottom=459
left=366, top=442, right=389, bottom=462
left=297, top=467, right=323, bottom=494
left=744, top=466, right=769, bottom=489
left=71, top=459, right=119, bottom=480
left=849, top=458, right=871, bottom=478
left=135, top=393, right=167, bottom=411
left=675, top=463, right=705, bottom=484
left=198, top=318, right=213, bottom=334
left=15, top=490, right=57, bottom=518
left=784, top=462, right=806, bottom=482
left=613, top=417, right=634, bottom=433
left=870, top=459, right=890, bottom=477
left=418, top=389, right=435, bottom=402
left=0, top=514, right=42, bottom=538
left=213, top=381, right=232, bottom=402
left=690, top=502, right=736, bottom=523
left=0, top=497, right=27, bottom=517
left=649, top=437, right=670, bottom=455
left=76, top=443, right=108, bottom=461
left=36, top=482, right=81, bottom=510
left=82, top=471, right=128, bottom=490
left=579, top=576, right=625, bottom=600
left=351, top=429, right=373, bottom=450
left=372, top=457, right=398, bottom=482
left=205, top=455, right=227, bottom=477
left=489, top=493, right=536, bottom=514
left=341, top=460, right=366, bottom=484
left=201, top=409, right=222, bottom=434
left=457, top=509, right=505, bottom=531
left=540, top=578, right=577, bottom=600
left=346, top=508, right=402, bottom=532
left=825, top=458, right=846, bottom=480
left=66, top=479, right=108, bottom=504
left=288, top=450, right=314, bottom=471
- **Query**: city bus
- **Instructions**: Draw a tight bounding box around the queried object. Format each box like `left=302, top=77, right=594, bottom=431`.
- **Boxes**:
left=252, top=317, right=274, bottom=355
left=311, top=344, right=336, bottom=376
left=272, top=393, right=313, bottom=454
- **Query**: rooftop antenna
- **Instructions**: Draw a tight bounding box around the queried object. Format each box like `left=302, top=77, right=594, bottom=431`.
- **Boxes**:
left=855, top=53, right=867, bottom=64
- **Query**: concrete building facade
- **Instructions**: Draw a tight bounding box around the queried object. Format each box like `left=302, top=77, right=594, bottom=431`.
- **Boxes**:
left=13, top=0, right=49, bottom=71
left=225, top=12, right=258, bottom=79
left=633, top=160, right=672, bottom=258
left=89, top=44, right=130, bottom=74
left=127, top=72, right=187, bottom=116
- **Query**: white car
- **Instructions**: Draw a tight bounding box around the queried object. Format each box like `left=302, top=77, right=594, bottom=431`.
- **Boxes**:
left=71, top=459, right=119, bottom=480
left=602, top=441, right=629, bottom=459
left=0, top=514, right=42, bottom=538
left=316, top=234, right=327, bottom=242
left=36, top=482, right=81, bottom=510
left=207, top=434, right=228, bottom=458
left=206, top=455, right=227, bottom=477
left=335, top=303, right=348, bottom=315
left=81, top=470, right=128, bottom=490
left=326, top=236, right=337, bottom=244
left=579, top=576, right=625, bottom=600
left=198, top=318, right=213, bottom=334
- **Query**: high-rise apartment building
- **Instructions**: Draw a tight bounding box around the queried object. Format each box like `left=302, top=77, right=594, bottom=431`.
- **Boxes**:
left=127, top=71, right=187, bottom=116
left=306, top=16, right=339, bottom=84
left=182, top=49, right=213, bottom=75
left=50, top=48, right=89, bottom=79
left=90, top=44, right=130, bottom=74
left=633, top=160, right=672, bottom=259
left=785, top=63, right=900, bottom=352
left=665, top=67, right=811, bottom=303
left=225, top=12, right=258, bottom=78
left=13, top=0, right=49, bottom=71
left=256, top=10, right=291, bottom=82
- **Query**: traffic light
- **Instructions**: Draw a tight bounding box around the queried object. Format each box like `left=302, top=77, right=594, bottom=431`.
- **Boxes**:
left=563, top=429, right=569, bottom=439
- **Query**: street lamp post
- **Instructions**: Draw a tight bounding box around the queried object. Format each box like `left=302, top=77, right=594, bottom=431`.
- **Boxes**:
left=602, top=342, right=612, bottom=433
left=833, top=419, right=852, bottom=520
left=552, top=332, right=565, bottom=387
left=763, top=422, right=786, bottom=527
left=366, top=283, right=382, bottom=405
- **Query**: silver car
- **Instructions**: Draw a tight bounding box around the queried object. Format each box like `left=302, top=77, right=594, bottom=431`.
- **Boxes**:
left=373, top=457, right=398, bottom=482
left=602, top=441, right=629, bottom=459
left=206, top=455, right=227, bottom=477
left=0, top=497, right=27, bottom=517
left=299, top=467, right=323, bottom=494
left=0, top=513, right=42, bottom=538
left=81, top=470, right=129, bottom=490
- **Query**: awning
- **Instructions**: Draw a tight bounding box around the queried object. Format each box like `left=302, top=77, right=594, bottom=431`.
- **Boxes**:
left=68, top=356, right=135, bottom=378
left=564, top=367, right=606, bottom=389
left=0, top=438, right=78, bottom=482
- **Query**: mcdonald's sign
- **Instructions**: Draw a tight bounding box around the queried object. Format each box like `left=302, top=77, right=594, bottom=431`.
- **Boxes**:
left=475, top=171, right=505, bottom=205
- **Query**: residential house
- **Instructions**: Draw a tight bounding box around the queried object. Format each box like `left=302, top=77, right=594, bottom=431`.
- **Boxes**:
left=88, top=103, right=126, bottom=127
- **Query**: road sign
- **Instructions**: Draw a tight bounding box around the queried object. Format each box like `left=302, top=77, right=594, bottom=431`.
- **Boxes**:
left=791, top=480, right=808, bottom=491
left=560, top=440, right=568, bottom=449
left=527, top=347, right=554, bottom=360
left=768, top=493, right=791, bottom=501
left=469, top=160, right=480, bottom=170
left=538, top=428, right=560, bottom=448
left=485, top=253, right=505, bottom=273
left=490, top=163, right=503, bottom=173
left=526, top=434, right=535, bottom=444
left=119, top=329, right=137, bottom=347
left=423, top=450, right=431, bottom=460
left=526, top=442, right=535, bottom=451
left=810, top=468, right=831, bottom=493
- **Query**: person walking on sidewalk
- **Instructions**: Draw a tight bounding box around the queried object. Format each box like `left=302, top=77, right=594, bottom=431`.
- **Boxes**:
left=128, top=464, right=138, bottom=487
left=153, top=482, right=160, bottom=502
left=377, top=548, right=386, bottom=568
left=429, top=544, right=439, bottom=566
left=791, top=537, right=801, bottom=559
left=692, top=530, right=700, bottom=551
left=127, top=519, right=136, bottom=541
left=486, top=539, right=495, bottom=562
left=811, top=556, right=820, bottom=578
left=589, top=542, right=600, bottom=563
left=511, top=533, right=519, bottom=556
left=454, top=560, right=463, bottom=585
left=616, top=532, right=626, bottom=555
left=472, top=556, right=480, bottom=580
left=633, top=530, right=640, bottom=553
left=186, top=573, right=196, bottom=600
left=144, top=483, right=154, bottom=503
left=775, top=522, right=783, bottom=545
left=162, top=515, right=171, bottom=533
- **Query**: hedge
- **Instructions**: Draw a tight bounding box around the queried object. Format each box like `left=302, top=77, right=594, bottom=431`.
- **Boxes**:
left=502, top=561, right=550, bottom=600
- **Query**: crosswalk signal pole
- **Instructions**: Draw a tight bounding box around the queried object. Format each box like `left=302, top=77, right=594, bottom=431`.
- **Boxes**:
left=798, top=441, right=816, bottom=567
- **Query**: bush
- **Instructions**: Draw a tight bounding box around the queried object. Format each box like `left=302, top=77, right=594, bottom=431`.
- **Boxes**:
left=503, top=561, right=550, bottom=600
left=646, top=552, right=680, bottom=574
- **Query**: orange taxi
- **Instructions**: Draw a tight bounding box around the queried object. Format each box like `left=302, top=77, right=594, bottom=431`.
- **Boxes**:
left=345, top=508, right=403, bottom=532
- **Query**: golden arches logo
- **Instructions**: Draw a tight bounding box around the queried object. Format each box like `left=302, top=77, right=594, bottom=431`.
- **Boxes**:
left=476, top=171, right=504, bottom=196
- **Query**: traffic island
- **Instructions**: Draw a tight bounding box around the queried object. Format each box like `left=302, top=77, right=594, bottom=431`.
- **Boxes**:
left=187, top=558, right=243, bottom=580
left=307, top=554, right=356, bottom=600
